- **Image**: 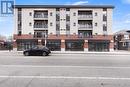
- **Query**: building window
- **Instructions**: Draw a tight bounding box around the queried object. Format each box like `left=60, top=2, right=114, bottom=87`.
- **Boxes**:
left=95, top=23, right=97, bottom=26
left=56, top=8, right=60, bottom=11
left=29, top=12, right=32, bottom=16
left=73, top=23, right=76, bottom=26
left=66, top=8, right=70, bottom=11
left=73, top=12, right=76, bottom=16
left=29, top=32, right=31, bottom=35
left=103, top=14, right=107, bottom=21
left=95, top=33, right=98, bottom=35
left=50, top=12, right=53, bottom=16
left=50, top=22, right=53, bottom=26
left=103, top=24, right=107, bottom=31
left=29, top=22, right=32, bottom=26
left=124, top=35, right=129, bottom=39
left=18, top=31, right=21, bottom=35
left=95, top=12, right=97, bottom=16
left=103, top=8, right=107, bottom=11
left=123, top=42, right=127, bottom=47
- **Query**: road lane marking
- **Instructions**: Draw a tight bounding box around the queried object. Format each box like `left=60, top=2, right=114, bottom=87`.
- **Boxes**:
left=0, top=76, right=130, bottom=80
left=1, top=65, right=130, bottom=69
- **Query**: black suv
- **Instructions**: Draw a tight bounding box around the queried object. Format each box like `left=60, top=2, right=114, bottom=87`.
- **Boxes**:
left=23, top=46, right=51, bottom=56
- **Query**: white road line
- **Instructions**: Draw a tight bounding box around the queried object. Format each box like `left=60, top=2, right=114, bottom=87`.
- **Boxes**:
left=0, top=65, right=130, bottom=69
left=0, top=76, right=130, bottom=80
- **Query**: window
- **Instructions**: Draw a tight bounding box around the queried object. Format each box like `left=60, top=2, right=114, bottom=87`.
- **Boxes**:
left=124, top=35, right=129, bottom=39
left=103, top=14, right=107, bottom=21
left=73, top=23, right=76, bottom=26
left=73, top=12, right=76, bottom=16
left=103, top=24, right=107, bottom=31
left=56, top=8, right=60, bottom=11
left=66, top=8, right=70, bottom=11
left=95, top=33, right=98, bottom=35
left=50, top=12, right=53, bottom=16
left=123, top=42, right=127, bottom=47
left=50, top=22, right=53, bottom=26
left=29, top=22, right=32, bottom=26
left=103, top=8, right=107, bottom=11
left=29, top=12, right=32, bottom=16
left=95, top=23, right=97, bottom=26
left=18, top=31, right=21, bottom=35
left=95, top=12, right=97, bottom=16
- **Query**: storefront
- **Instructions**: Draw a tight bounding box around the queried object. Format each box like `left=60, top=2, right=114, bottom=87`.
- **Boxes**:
left=17, top=39, right=37, bottom=51
left=88, top=40, right=109, bottom=52
left=65, top=40, right=84, bottom=51
left=46, top=40, right=61, bottom=51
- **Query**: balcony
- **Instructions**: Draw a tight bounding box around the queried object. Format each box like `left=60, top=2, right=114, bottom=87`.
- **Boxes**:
left=34, top=31, right=48, bottom=38
left=78, top=11, right=93, bottom=20
left=78, top=24, right=93, bottom=30
left=34, top=15, right=48, bottom=20
left=34, top=11, right=48, bottom=20
left=34, top=25, right=48, bottom=30
left=78, top=15, right=93, bottom=20
left=78, top=30, right=92, bottom=38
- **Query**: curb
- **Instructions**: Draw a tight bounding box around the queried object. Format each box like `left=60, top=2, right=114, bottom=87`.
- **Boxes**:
left=0, top=51, right=130, bottom=55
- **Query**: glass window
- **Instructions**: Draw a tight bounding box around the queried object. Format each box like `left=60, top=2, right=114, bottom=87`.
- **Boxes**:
left=29, top=22, right=32, bottom=26
left=66, top=8, right=70, bottom=11
left=95, top=12, right=97, bottom=16
left=50, top=22, right=53, bottom=26
left=73, top=23, right=76, bottom=26
left=29, top=12, right=32, bottom=16
left=50, top=12, right=53, bottom=16
left=73, top=12, right=76, bottom=16
left=124, top=35, right=129, bottom=39
left=103, top=8, right=107, bottom=11
left=95, top=23, right=97, bottom=26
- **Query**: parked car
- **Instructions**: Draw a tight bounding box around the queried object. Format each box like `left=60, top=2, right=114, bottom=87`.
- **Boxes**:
left=23, top=46, right=51, bottom=56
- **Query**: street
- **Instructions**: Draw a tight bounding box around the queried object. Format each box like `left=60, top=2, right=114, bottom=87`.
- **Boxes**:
left=0, top=51, right=130, bottom=87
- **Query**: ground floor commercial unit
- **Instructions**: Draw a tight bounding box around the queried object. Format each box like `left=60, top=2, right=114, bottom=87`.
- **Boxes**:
left=13, top=34, right=114, bottom=52
left=115, top=40, right=130, bottom=51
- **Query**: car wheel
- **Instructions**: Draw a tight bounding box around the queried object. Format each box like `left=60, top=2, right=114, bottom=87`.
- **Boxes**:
left=24, top=52, right=29, bottom=56
left=42, top=52, right=47, bottom=56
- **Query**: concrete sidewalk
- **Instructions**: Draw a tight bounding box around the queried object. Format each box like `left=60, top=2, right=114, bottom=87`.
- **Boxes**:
left=0, top=50, right=130, bottom=55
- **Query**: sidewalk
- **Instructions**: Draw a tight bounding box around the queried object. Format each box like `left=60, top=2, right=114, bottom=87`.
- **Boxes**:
left=0, top=50, right=130, bottom=55
left=51, top=50, right=130, bottom=55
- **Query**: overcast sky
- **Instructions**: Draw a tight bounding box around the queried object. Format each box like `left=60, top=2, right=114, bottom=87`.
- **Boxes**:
left=0, top=0, right=130, bottom=36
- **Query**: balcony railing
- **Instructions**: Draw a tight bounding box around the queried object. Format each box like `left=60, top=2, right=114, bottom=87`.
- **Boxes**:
left=78, top=34, right=93, bottom=38
left=34, top=14, right=48, bottom=20
left=78, top=15, right=93, bottom=20
left=78, top=25, right=93, bottom=30
left=34, top=25, right=48, bottom=30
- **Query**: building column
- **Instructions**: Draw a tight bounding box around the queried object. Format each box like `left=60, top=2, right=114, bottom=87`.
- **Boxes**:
left=13, top=40, right=17, bottom=51
left=110, top=40, right=114, bottom=51
left=61, top=39, right=65, bottom=51
left=84, top=40, right=88, bottom=51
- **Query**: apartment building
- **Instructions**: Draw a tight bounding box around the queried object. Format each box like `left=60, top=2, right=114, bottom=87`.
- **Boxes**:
left=114, top=30, right=130, bottom=51
left=13, top=5, right=114, bottom=51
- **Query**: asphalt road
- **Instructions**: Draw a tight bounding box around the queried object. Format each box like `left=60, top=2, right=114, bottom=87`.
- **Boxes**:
left=0, top=51, right=130, bottom=87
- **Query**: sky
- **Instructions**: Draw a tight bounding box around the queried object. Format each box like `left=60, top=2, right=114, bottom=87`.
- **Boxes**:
left=0, top=0, right=130, bottom=36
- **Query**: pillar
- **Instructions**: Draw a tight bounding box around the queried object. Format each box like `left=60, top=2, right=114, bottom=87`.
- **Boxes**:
left=61, top=39, right=65, bottom=51
left=13, top=40, right=17, bottom=51
left=84, top=40, right=88, bottom=51
left=110, top=40, right=114, bottom=51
